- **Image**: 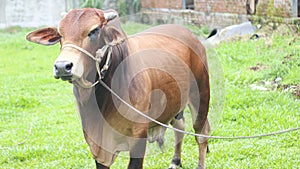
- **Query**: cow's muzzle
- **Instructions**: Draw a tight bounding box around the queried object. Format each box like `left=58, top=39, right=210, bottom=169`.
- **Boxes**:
left=54, top=61, right=73, bottom=81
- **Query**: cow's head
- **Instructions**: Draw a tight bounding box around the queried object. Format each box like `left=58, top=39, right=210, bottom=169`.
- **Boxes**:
left=26, top=8, right=120, bottom=86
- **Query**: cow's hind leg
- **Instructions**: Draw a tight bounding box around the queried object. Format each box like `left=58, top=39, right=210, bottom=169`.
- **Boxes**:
left=195, top=119, right=210, bottom=169
left=168, top=111, right=185, bottom=169
left=189, top=99, right=210, bottom=169
left=189, top=76, right=210, bottom=169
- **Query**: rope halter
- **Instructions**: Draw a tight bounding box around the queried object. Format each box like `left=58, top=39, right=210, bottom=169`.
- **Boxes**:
left=61, top=38, right=125, bottom=89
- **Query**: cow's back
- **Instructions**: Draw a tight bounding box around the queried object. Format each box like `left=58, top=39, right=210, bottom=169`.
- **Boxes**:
left=128, top=24, right=207, bottom=68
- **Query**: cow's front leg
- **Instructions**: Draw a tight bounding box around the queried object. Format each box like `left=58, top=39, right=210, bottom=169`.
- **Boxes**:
left=128, top=137, right=147, bottom=169
left=95, top=160, right=109, bottom=169
left=127, top=123, right=148, bottom=169
left=128, top=157, right=145, bottom=169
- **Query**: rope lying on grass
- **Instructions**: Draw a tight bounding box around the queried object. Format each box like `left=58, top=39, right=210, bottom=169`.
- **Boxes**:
left=0, top=123, right=33, bottom=150
left=16, top=123, right=33, bottom=145
left=100, top=80, right=300, bottom=140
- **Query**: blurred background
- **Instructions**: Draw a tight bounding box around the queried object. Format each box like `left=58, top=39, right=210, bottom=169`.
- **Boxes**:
left=0, top=0, right=299, bottom=29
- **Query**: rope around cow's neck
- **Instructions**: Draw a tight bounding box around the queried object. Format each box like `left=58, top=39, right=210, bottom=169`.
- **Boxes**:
left=98, top=80, right=300, bottom=139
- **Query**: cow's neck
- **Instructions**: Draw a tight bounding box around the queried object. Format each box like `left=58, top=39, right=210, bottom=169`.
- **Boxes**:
left=72, top=40, right=128, bottom=119
left=94, top=41, right=129, bottom=110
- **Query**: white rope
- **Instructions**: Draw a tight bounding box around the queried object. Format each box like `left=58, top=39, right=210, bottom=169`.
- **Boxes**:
left=61, top=43, right=115, bottom=88
left=61, top=36, right=125, bottom=89
left=99, top=80, right=300, bottom=140
left=62, top=44, right=100, bottom=62
left=74, top=78, right=99, bottom=89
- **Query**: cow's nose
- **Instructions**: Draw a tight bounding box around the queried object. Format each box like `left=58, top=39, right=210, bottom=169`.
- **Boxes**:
left=54, top=61, right=73, bottom=80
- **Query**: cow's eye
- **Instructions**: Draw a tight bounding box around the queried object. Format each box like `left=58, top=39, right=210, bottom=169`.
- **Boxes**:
left=88, top=27, right=100, bottom=37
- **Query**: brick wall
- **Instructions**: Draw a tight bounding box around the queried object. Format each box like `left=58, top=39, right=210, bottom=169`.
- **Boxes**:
left=141, top=0, right=294, bottom=16
left=140, top=0, right=250, bottom=28
left=140, top=0, right=296, bottom=29
left=141, top=0, right=182, bottom=9
left=141, top=0, right=249, bottom=14
left=194, top=0, right=248, bottom=15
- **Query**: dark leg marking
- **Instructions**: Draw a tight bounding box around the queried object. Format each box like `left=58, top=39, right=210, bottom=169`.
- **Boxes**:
left=95, top=160, right=109, bottom=169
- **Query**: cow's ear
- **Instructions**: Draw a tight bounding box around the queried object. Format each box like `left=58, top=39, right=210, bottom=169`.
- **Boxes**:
left=26, top=27, right=61, bottom=46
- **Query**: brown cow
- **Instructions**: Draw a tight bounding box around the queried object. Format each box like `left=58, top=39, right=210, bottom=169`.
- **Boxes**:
left=26, top=8, right=210, bottom=169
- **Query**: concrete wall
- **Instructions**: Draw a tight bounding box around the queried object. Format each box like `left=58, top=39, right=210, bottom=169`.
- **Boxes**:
left=0, top=0, right=78, bottom=28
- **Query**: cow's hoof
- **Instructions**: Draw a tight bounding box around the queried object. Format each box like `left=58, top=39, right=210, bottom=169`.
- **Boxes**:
left=168, top=157, right=182, bottom=169
left=196, top=164, right=204, bottom=169
left=168, top=163, right=181, bottom=169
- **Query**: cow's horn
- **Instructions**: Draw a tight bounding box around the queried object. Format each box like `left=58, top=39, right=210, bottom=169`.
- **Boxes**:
left=104, top=12, right=117, bottom=21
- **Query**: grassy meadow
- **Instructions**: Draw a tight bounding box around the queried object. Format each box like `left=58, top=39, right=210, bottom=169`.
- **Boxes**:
left=0, top=23, right=299, bottom=169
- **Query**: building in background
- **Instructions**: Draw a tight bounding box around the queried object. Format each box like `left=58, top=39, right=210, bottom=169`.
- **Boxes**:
left=0, top=0, right=299, bottom=28
left=0, top=0, right=134, bottom=28
left=0, top=0, right=80, bottom=28
left=141, top=0, right=297, bottom=17
left=140, top=0, right=299, bottom=28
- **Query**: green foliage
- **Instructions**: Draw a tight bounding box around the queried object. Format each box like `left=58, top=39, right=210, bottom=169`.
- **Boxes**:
left=0, top=24, right=299, bottom=169
left=256, top=0, right=292, bottom=18
left=118, top=0, right=141, bottom=16
left=266, top=0, right=275, bottom=17
left=200, top=24, right=210, bottom=35
left=184, top=24, right=210, bottom=37
left=134, top=0, right=141, bottom=13
left=120, top=22, right=152, bottom=35
left=80, top=0, right=103, bottom=9
left=118, top=0, right=127, bottom=16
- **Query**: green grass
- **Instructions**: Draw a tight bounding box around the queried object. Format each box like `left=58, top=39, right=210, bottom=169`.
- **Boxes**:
left=0, top=24, right=299, bottom=169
